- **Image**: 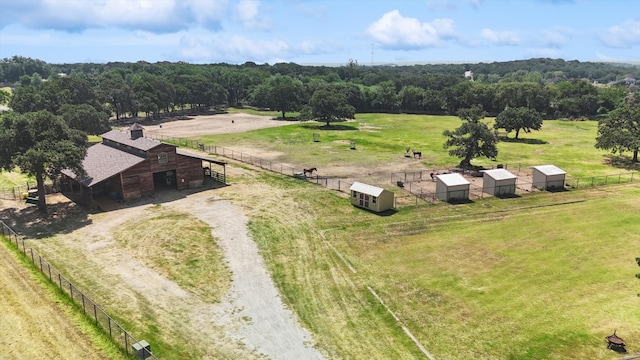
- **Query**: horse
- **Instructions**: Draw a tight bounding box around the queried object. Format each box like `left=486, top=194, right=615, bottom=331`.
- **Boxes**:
left=412, top=150, right=422, bottom=159
left=303, top=167, right=317, bottom=177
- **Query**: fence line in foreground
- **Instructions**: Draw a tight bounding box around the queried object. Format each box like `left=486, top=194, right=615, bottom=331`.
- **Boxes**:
left=0, top=220, right=156, bottom=360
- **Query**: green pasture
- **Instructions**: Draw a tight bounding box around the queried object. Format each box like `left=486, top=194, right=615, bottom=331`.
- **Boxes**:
left=244, top=174, right=640, bottom=359
left=197, top=111, right=633, bottom=179
left=0, top=169, right=33, bottom=189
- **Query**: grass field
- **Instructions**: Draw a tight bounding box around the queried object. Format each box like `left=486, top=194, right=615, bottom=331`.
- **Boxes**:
left=238, top=173, right=640, bottom=359
left=199, top=111, right=636, bottom=180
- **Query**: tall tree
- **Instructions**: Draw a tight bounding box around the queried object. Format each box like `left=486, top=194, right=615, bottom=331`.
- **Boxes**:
left=494, top=107, right=543, bottom=139
left=443, top=105, right=499, bottom=168
left=595, top=94, right=640, bottom=162
left=0, top=111, right=88, bottom=212
left=307, top=87, right=355, bottom=126
left=267, top=75, right=304, bottom=119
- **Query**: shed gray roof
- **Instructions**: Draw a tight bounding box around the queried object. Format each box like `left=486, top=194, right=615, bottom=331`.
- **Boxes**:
left=61, top=143, right=145, bottom=187
left=436, top=173, right=470, bottom=186
left=531, top=165, right=566, bottom=176
left=101, top=129, right=162, bottom=151
left=482, top=168, right=517, bottom=181
left=349, top=181, right=386, bottom=196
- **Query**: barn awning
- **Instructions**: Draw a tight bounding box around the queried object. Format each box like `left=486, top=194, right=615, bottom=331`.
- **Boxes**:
left=175, top=148, right=226, bottom=166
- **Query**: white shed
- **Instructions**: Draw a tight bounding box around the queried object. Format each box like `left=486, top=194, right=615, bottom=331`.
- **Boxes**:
left=435, top=173, right=470, bottom=202
left=531, top=165, right=566, bottom=190
left=482, top=169, right=517, bottom=196
left=349, top=181, right=394, bottom=212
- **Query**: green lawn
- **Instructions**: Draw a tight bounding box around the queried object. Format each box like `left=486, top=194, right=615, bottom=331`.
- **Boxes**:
left=196, top=112, right=632, bottom=179
left=232, top=172, right=640, bottom=359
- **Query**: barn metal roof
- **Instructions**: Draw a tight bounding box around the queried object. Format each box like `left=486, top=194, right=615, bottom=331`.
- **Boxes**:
left=482, top=168, right=517, bottom=181
left=531, top=165, right=566, bottom=176
left=349, top=181, right=386, bottom=196
left=435, top=173, right=470, bottom=186
left=61, top=143, right=145, bottom=187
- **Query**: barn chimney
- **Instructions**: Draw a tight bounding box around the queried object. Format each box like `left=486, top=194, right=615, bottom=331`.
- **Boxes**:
left=129, top=123, right=144, bottom=140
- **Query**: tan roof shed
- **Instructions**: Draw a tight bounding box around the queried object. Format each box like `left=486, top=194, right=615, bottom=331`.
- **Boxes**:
left=349, top=182, right=394, bottom=212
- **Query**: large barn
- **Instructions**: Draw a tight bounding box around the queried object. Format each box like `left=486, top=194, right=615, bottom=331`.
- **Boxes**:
left=61, top=124, right=225, bottom=205
left=435, top=173, right=470, bottom=202
left=531, top=165, right=566, bottom=190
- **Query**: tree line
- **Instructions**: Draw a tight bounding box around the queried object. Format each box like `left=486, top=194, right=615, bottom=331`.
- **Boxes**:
left=1, top=56, right=638, bottom=122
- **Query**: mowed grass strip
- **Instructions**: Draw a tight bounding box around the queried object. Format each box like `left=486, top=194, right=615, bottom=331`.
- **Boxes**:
left=196, top=112, right=629, bottom=179
left=325, top=185, right=640, bottom=359
left=112, top=204, right=231, bottom=303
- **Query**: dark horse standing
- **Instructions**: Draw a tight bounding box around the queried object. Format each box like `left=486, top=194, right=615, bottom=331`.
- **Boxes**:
left=304, top=167, right=317, bottom=177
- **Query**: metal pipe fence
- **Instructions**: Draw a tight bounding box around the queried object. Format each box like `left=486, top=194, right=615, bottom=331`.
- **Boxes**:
left=146, top=134, right=640, bottom=207
left=0, top=220, right=156, bottom=360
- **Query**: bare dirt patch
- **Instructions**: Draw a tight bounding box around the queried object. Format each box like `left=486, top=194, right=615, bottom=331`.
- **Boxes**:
left=139, top=113, right=295, bottom=138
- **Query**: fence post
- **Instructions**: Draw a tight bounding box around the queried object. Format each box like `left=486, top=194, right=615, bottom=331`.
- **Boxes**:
left=82, top=293, right=86, bottom=313
left=30, top=248, right=34, bottom=263
left=108, top=316, right=112, bottom=337
left=48, top=263, right=52, bottom=280
left=58, top=273, right=62, bottom=289
left=70, top=283, right=73, bottom=298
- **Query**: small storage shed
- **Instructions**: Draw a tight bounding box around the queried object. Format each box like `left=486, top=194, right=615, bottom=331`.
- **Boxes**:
left=531, top=165, right=566, bottom=190
left=482, top=168, right=517, bottom=196
left=349, top=181, right=394, bottom=212
left=435, top=173, right=470, bottom=202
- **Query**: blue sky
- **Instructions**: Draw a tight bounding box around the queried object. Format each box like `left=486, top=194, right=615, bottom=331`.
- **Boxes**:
left=0, top=0, right=639, bottom=65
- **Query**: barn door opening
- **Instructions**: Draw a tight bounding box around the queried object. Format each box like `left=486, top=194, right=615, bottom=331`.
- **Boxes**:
left=359, top=193, right=369, bottom=208
left=153, top=170, right=177, bottom=191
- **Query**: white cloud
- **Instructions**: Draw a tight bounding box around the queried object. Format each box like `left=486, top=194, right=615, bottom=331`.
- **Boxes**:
left=480, top=28, right=520, bottom=45
left=601, top=19, right=640, bottom=48
left=366, top=10, right=456, bottom=49
left=178, top=34, right=289, bottom=63
left=1, top=0, right=229, bottom=33
left=235, top=0, right=271, bottom=30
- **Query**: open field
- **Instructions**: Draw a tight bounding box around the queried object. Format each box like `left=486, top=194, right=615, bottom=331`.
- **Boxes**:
left=2, top=111, right=640, bottom=359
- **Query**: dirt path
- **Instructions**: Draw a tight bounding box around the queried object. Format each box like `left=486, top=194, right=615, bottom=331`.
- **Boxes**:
left=174, top=196, right=325, bottom=360
left=0, top=241, right=107, bottom=360
left=57, top=189, right=325, bottom=359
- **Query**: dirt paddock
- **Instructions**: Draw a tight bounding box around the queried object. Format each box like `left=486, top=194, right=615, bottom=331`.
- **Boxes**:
left=135, top=113, right=295, bottom=138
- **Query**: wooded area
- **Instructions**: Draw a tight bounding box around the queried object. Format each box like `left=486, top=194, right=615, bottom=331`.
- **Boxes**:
left=1, top=56, right=638, bottom=120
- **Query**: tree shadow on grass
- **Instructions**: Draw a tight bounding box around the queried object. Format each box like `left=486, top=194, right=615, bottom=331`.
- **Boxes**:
left=498, top=136, right=548, bottom=145
left=603, top=154, right=640, bottom=171
left=301, top=123, right=359, bottom=131
left=0, top=199, right=92, bottom=239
